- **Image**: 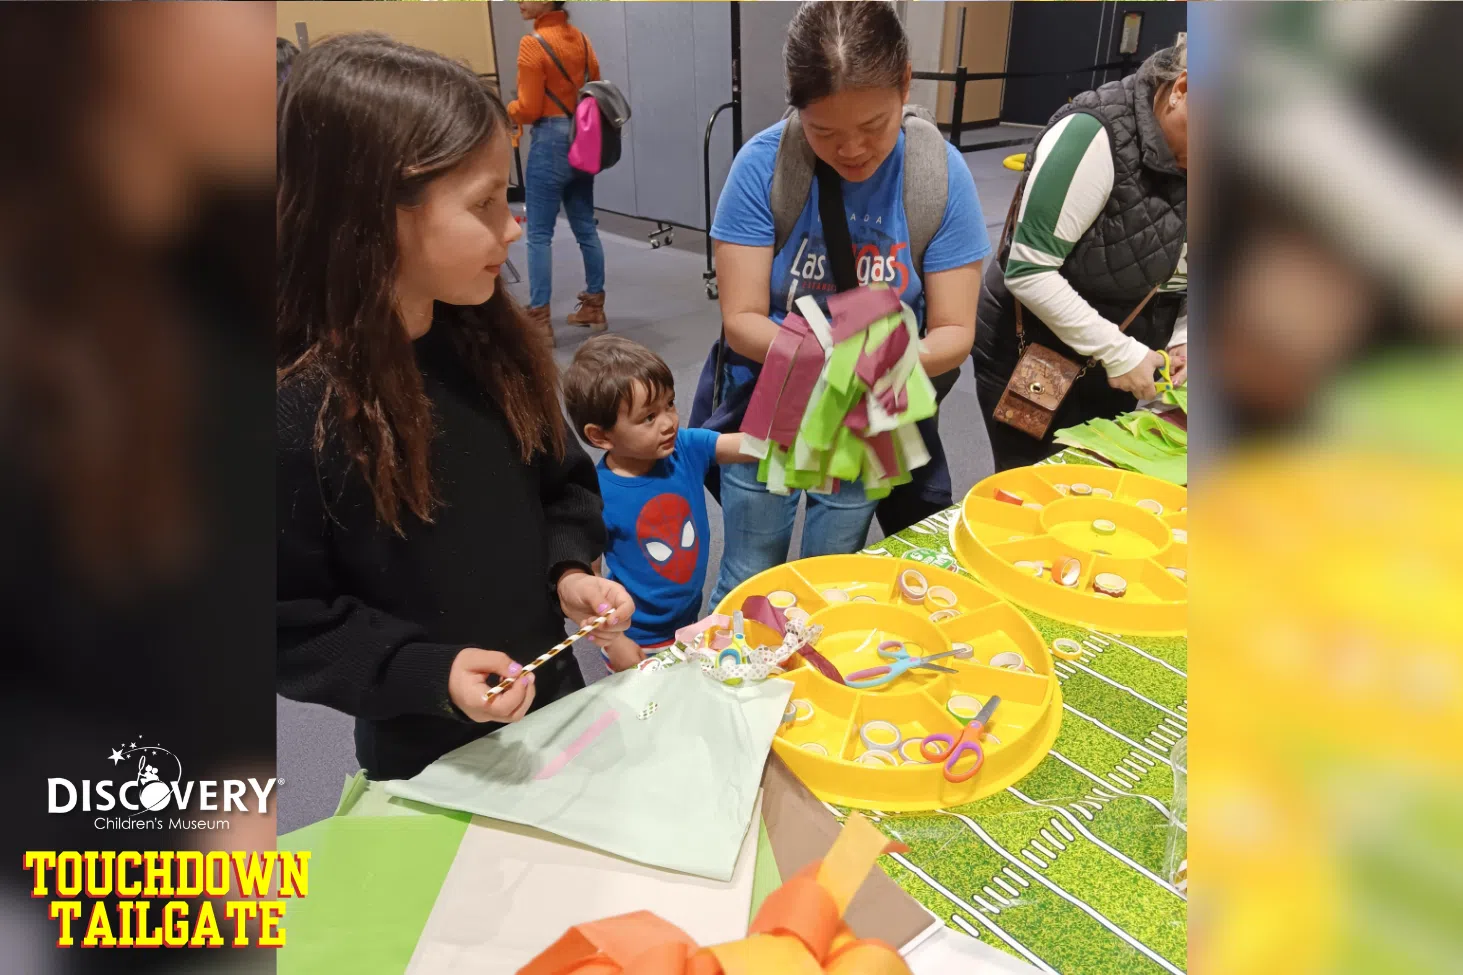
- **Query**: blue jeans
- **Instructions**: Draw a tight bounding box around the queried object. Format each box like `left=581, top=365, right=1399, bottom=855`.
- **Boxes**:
left=525, top=118, right=605, bottom=308
left=708, top=462, right=877, bottom=607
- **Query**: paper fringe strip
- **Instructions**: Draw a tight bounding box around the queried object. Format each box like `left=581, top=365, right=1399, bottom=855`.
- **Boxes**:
left=516, top=812, right=913, bottom=975
left=738, top=284, right=939, bottom=500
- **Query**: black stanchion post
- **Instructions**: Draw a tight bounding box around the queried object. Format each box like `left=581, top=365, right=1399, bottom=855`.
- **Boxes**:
left=951, top=65, right=967, bottom=151
left=730, top=1, right=743, bottom=151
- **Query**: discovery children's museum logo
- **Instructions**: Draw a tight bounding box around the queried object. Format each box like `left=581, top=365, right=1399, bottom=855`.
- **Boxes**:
left=47, top=740, right=277, bottom=831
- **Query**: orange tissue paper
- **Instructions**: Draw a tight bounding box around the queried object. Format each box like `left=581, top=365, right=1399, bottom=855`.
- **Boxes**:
left=516, top=813, right=914, bottom=975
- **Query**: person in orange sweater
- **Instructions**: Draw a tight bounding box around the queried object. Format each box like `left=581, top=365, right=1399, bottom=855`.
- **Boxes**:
left=508, top=2, right=608, bottom=344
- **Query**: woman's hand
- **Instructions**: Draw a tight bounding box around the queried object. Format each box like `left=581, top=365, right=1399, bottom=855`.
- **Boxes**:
left=556, top=569, right=635, bottom=648
left=1167, top=343, right=1187, bottom=386
left=1109, top=349, right=1167, bottom=401
left=449, top=648, right=536, bottom=723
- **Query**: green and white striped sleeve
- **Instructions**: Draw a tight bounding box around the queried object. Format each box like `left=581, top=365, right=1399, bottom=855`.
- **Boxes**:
left=1005, top=113, right=1148, bottom=378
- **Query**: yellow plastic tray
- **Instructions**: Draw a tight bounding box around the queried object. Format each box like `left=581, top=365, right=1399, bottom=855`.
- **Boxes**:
left=716, top=555, right=1061, bottom=811
left=951, top=466, right=1188, bottom=634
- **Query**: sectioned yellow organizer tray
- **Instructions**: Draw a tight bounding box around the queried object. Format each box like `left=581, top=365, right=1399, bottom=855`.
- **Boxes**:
left=715, top=555, right=1061, bottom=812
left=951, top=466, right=1188, bottom=634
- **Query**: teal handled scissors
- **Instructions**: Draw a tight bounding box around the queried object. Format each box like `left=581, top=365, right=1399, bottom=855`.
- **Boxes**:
left=921, top=696, right=1000, bottom=782
left=844, top=640, right=961, bottom=689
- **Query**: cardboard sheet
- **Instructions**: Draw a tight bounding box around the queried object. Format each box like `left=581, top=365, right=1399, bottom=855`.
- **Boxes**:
left=403, top=795, right=764, bottom=975
left=758, top=754, right=936, bottom=950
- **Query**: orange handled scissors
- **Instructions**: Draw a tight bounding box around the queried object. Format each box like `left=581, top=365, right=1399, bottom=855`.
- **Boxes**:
left=920, top=696, right=1001, bottom=782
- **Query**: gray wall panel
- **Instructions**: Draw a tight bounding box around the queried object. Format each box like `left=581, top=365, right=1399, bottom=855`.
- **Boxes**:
left=624, top=3, right=701, bottom=228
left=738, top=1, right=797, bottom=139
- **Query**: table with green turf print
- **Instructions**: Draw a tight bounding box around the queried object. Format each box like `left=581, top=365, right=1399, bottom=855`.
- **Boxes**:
left=851, top=454, right=1188, bottom=975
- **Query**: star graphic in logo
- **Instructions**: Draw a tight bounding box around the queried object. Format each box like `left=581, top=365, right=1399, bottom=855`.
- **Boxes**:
left=108, top=748, right=124, bottom=766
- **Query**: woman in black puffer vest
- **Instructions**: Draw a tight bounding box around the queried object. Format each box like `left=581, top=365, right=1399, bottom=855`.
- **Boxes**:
left=973, top=41, right=1188, bottom=471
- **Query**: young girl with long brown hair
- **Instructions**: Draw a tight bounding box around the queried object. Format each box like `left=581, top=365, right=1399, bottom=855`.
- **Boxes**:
left=276, top=33, right=633, bottom=780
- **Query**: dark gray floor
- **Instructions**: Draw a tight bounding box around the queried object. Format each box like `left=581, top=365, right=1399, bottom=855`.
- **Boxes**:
left=276, top=145, right=1021, bottom=835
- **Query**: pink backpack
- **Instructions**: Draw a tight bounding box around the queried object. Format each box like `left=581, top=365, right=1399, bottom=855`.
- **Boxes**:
left=533, top=33, right=630, bottom=177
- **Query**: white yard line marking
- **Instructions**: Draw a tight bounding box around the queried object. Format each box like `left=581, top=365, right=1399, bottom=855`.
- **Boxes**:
left=1011, top=788, right=1187, bottom=900
left=941, top=811, right=1187, bottom=975
left=995, top=877, right=1022, bottom=898
left=972, top=894, right=1002, bottom=914
left=1093, top=630, right=1188, bottom=678
left=887, top=853, right=1056, bottom=972
left=1031, top=839, right=1056, bottom=859
left=1065, top=661, right=1189, bottom=720
left=984, top=885, right=1012, bottom=906
left=1040, top=829, right=1066, bottom=851
left=1004, top=867, right=1031, bottom=888
left=1052, top=820, right=1075, bottom=842
left=1133, top=753, right=1157, bottom=767
left=1051, top=751, right=1180, bottom=824
left=1064, top=705, right=1174, bottom=767
left=1022, top=849, right=1049, bottom=868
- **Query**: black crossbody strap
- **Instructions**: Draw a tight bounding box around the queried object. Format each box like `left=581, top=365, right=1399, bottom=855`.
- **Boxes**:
left=814, top=161, right=859, bottom=293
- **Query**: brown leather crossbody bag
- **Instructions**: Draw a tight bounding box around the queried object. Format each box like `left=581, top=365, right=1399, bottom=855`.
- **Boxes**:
left=992, top=170, right=1158, bottom=439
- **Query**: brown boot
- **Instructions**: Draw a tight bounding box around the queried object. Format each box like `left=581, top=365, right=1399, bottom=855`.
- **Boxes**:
left=525, top=304, right=555, bottom=347
left=565, top=291, right=607, bottom=333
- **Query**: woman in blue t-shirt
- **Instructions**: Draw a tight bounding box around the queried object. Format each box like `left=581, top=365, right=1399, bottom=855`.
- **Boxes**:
left=694, top=0, right=991, bottom=607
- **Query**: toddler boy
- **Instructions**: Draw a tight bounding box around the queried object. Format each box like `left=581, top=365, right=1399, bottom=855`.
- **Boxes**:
left=564, top=335, right=748, bottom=670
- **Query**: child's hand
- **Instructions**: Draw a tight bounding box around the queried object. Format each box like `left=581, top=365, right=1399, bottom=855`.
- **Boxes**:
left=604, top=633, right=646, bottom=672
left=556, top=570, right=635, bottom=647
left=449, top=648, right=536, bottom=723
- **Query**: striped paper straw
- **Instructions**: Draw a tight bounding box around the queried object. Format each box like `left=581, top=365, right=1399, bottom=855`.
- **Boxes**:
left=483, top=612, right=612, bottom=700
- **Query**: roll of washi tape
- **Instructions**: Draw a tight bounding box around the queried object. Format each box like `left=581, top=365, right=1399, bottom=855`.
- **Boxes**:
left=925, top=585, right=958, bottom=608
left=768, top=590, right=798, bottom=609
left=1054, top=557, right=1082, bottom=587
left=897, top=568, right=930, bottom=602
left=1172, top=528, right=1188, bottom=544
left=1014, top=560, right=1043, bottom=577
left=989, top=651, right=1031, bottom=672
left=1070, top=482, right=1093, bottom=496
left=1136, top=498, right=1164, bottom=515
left=947, top=693, right=983, bottom=721
left=822, top=588, right=851, bottom=603
left=1054, top=484, right=1071, bottom=495
left=852, top=594, right=877, bottom=604
left=718, top=647, right=744, bottom=669
left=951, top=642, right=975, bottom=660
left=800, top=742, right=829, bottom=756
left=857, top=749, right=900, bottom=767
left=1092, top=519, right=1117, bottom=536
left=1051, top=638, right=1084, bottom=660
left=993, top=488, right=1023, bottom=505
left=1166, top=567, right=1187, bottom=582
left=784, top=606, right=811, bottom=623
left=928, top=609, right=960, bottom=623
left=859, top=719, right=903, bottom=752
left=1092, top=487, right=1114, bottom=499
left=782, top=702, right=799, bottom=725
left=1093, top=572, right=1128, bottom=597
left=899, top=739, right=928, bottom=763
left=791, top=699, right=815, bottom=725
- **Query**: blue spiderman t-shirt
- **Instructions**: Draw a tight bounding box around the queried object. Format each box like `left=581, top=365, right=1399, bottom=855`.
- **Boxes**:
left=597, top=428, right=719, bottom=645
left=710, top=121, right=992, bottom=405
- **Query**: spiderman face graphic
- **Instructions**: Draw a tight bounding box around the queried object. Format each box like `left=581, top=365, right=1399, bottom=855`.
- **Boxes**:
left=636, top=493, right=699, bottom=584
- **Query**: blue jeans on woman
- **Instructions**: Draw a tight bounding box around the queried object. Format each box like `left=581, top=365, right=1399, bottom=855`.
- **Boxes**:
left=525, top=117, right=605, bottom=308
left=707, top=462, right=877, bottom=608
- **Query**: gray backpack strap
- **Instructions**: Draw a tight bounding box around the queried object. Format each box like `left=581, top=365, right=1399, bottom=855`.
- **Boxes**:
left=900, top=104, right=948, bottom=280
left=770, top=110, right=817, bottom=258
